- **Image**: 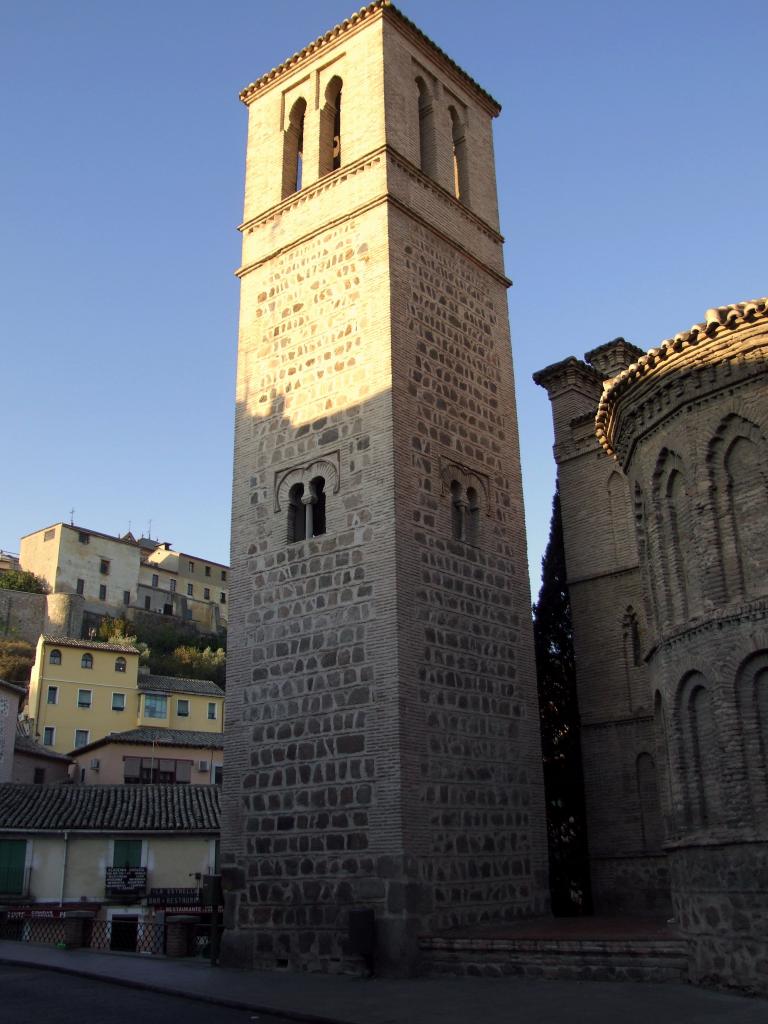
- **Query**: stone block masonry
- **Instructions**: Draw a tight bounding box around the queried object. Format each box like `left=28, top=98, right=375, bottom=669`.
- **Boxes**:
left=223, top=2, right=548, bottom=975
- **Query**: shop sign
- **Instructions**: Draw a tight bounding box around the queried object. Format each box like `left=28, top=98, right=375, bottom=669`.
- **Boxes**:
left=105, top=866, right=147, bottom=896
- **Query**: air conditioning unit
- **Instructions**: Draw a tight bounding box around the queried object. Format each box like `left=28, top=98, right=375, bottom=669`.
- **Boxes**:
left=198, top=760, right=210, bottom=772
left=90, top=758, right=100, bottom=771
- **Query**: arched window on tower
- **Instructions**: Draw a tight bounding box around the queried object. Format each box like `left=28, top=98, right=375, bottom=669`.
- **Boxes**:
left=679, top=672, right=721, bottom=829
left=319, top=77, right=343, bottom=177
left=310, top=476, right=326, bottom=537
left=282, top=97, right=306, bottom=198
left=623, top=607, right=641, bottom=667
left=450, top=480, right=465, bottom=541
left=449, top=106, right=469, bottom=204
left=466, top=487, right=480, bottom=545
left=416, top=77, right=436, bottom=179
left=287, top=483, right=306, bottom=543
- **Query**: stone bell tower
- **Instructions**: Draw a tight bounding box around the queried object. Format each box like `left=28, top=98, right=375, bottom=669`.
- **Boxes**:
left=222, top=1, right=548, bottom=973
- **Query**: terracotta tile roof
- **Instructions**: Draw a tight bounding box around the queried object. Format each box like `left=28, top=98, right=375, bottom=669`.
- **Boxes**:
left=14, top=734, right=72, bottom=762
left=595, top=297, right=768, bottom=456
left=0, top=679, right=27, bottom=698
left=239, top=1, right=500, bottom=114
left=42, top=635, right=140, bottom=655
left=139, top=675, right=224, bottom=697
left=71, top=727, right=225, bottom=756
left=0, top=783, right=220, bottom=832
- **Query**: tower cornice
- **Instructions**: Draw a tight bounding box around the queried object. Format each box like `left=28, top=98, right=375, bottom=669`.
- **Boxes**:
left=238, top=1, right=501, bottom=116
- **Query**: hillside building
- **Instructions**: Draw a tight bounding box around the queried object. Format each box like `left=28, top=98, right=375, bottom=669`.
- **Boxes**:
left=18, top=523, right=229, bottom=637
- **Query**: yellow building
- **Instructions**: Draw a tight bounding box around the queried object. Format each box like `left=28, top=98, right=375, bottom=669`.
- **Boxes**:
left=26, top=636, right=225, bottom=756
left=19, top=523, right=229, bottom=636
left=0, top=783, right=219, bottom=953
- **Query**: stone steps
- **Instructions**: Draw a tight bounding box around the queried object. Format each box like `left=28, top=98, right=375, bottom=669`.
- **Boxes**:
left=419, top=935, right=690, bottom=983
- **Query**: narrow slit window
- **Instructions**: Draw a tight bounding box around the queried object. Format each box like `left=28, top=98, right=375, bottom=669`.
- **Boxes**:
left=451, top=480, right=465, bottom=541
left=416, top=77, right=436, bottom=178
left=282, top=97, right=307, bottom=199
left=310, top=476, right=327, bottom=537
left=449, top=106, right=469, bottom=205
left=288, top=483, right=306, bottom=543
left=320, top=77, right=343, bottom=177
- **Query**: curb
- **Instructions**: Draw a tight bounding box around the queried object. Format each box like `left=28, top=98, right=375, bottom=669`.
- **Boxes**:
left=0, top=954, right=363, bottom=1024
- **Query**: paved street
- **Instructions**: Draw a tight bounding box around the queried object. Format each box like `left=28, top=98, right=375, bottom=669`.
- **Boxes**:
left=1, top=964, right=302, bottom=1024
left=1, top=941, right=767, bottom=1024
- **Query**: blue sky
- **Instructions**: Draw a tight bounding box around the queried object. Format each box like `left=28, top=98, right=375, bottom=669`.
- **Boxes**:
left=1, top=0, right=766, bottom=597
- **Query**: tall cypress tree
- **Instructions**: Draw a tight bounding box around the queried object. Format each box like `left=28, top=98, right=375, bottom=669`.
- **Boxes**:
left=533, top=484, right=592, bottom=915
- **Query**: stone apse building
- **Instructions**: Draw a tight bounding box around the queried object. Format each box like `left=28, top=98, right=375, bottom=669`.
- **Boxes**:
left=539, top=298, right=768, bottom=995
left=222, top=2, right=548, bottom=973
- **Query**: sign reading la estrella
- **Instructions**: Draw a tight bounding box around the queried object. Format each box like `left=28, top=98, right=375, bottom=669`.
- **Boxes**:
left=105, top=866, right=147, bottom=895
left=147, top=887, right=202, bottom=908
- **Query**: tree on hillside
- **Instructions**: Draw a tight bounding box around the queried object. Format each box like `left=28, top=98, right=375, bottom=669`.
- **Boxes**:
left=96, top=615, right=225, bottom=686
left=0, top=570, right=49, bottom=594
left=533, top=485, right=592, bottom=915
left=0, top=639, right=36, bottom=685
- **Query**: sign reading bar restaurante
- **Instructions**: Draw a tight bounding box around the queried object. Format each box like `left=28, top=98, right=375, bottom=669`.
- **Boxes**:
left=147, top=888, right=202, bottom=908
left=105, top=866, right=147, bottom=897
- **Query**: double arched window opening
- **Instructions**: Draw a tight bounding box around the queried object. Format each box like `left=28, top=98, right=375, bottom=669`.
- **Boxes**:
left=282, top=78, right=344, bottom=199
left=450, top=480, right=480, bottom=544
left=287, top=477, right=327, bottom=543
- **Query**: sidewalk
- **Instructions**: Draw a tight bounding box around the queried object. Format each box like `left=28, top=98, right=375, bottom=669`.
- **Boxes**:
left=1, top=939, right=765, bottom=1024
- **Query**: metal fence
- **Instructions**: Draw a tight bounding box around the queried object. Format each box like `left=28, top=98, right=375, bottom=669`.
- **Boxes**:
left=0, top=917, right=65, bottom=945
left=85, top=919, right=166, bottom=955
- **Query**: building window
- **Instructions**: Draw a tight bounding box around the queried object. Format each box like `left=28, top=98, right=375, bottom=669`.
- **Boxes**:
left=47, top=685, right=58, bottom=705
left=78, top=532, right=89, bottom=545
left=33, top=768, right=45, bottom=785
left=123, top=590, right=130, bottom=606
left=169, top=579, right=176, bottom=592
left=207, top=702, right=217, bottom=720
left=177, top=699, right=190, bottom=718
left=221, top=570, right=227, bottom=582
left=220, top=592, right=226, bottom=604
left=49, top=649, right=61, bottom=666
left=144, top=596, right=151, bottom=610
left=144, top=693, right=167, bottom=719
left=112, top=692, right=126, bottom=711
left=188, top=560, right=195, bottom=572
left=113, top=839, right=142, bottom=868
left=99, top=584, right=107, bottom=601
left=44, top=528, right=55, bottom=542
left=78, top=689, right=92, bottom=708
left=76, top=578, right=85, bottom=596
left=187, top=583, right=193, bottom=597
left=74, top=729, right=89, bottom=748
left=81, top=653, right=93, bottom=670
left=123, top=757, right=140, bottom=784
left=151, top=574, right=159, bottom=588
left=205, top=565, right=211, bottom=577
left=213, top=765, right=223, bottom=786
left=100, top=559, right=110, bottom=575
left=115, top=657, right=126, bottom=673
left=43, top=727, right=55, bottom=746
left=0, top=839, right=27, bottom=895
left=204, top=587, right=210, bottom=600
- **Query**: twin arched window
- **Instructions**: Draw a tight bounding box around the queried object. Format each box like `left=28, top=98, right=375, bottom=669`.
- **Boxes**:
left=450, top=480, right=480, bottom=544
left=282, top=77, right=343, bottom=199
left=415, top=78, right=469, bottom=205
left=287, top=477, right=327, bottom=543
